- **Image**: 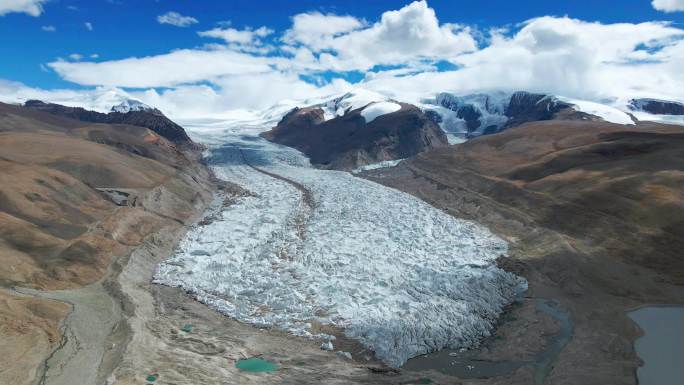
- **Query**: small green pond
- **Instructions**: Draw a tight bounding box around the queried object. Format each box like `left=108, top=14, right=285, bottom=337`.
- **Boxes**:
left=180, top=324, right=194, bottom=333
left=235, top=357, right=279, bottom=373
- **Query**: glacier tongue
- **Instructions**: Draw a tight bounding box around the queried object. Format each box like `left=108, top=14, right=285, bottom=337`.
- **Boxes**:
left=154, top=133, right=526, bottom=368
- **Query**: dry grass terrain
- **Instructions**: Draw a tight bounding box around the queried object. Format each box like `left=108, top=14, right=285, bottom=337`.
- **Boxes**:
left=0, top=102, right=213, bottom=385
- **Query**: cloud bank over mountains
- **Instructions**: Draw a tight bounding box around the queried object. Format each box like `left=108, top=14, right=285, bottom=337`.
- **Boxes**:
left=3, top=1, right=684, bottom=120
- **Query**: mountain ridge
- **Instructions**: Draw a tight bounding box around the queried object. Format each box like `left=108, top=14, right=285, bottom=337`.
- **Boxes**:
left=23, top=100, right=194, bottom=145
left=262, top=100, right=448, bottom=170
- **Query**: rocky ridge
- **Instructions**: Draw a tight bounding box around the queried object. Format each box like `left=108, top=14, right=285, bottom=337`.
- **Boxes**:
left=263, top=100, right=448, bottom=170
left=23, top=99, right=193, bottom=145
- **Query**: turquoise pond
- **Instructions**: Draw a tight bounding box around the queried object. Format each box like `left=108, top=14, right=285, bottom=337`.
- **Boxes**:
left=235, top=358, right=279, bottom=373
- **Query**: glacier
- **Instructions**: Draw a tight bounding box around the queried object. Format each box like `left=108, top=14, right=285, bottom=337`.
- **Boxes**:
left=557, top=97, right=635, bottom=125
left=154, top=128, right=527, bottom=368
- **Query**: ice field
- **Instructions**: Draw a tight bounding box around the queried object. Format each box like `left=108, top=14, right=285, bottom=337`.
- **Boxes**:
left=154, top=132, right=527, bottom=367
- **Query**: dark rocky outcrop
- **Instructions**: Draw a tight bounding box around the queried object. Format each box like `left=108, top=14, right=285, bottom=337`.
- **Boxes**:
left=262, top=103, right=448, bottom=170
left=434, top=91, right=576, bottom=137
left=23, top=100, right=193, bottom=144
left=455, top=104, right=482, bottom=134
left=629, top=98, right=684, bottom=115
left=503, top=91, right=572, bottom=129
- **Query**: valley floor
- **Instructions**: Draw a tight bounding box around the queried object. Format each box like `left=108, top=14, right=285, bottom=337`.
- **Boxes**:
left=99, top=132, right=637, bottom=385
left=22, top=124, right=684, bottom=385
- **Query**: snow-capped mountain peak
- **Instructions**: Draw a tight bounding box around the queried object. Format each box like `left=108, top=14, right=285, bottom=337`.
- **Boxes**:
left=422, top=91, right=569, bottom=140
left=317, top=88, right=390, bottom=120
left=421, top=90, right=644, bottom=141
left=111, top=98, right=162, bottom=114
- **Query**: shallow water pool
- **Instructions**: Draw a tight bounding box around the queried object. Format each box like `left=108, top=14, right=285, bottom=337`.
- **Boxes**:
left=628, top=306, right=684, bottom=385
left=235, top=357, right=279, bottom=373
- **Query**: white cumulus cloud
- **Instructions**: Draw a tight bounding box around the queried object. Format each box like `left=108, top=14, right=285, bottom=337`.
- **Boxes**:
left=283, top=12, right=366, bottom=49
left=198, top=26, right=273, bottom=44
left=329, top=1, right=476, bottom=70
left=157, top=11, right=198, bottom=27
left=0, top=0, right=47, bottom=16
left=283, top=1, right=477, bottom=71
left=652, top=0, right=684, bottom=12
left=48, top=48, right=275, bottom=88
left=362, top=16, right=684, bottom=104
left=6, top=0, right=684, bottom=120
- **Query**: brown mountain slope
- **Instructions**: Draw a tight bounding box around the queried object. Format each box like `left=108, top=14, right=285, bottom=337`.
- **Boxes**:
left=23, top=100, right=194, bottom=145
left=0, top=102, right=211, bottom=289
left=364, top=120, right=684, bottom=384
left=373, top=120, right=684, bottom=282
left=0, top=290, right=70, bottom=385
left=0, top=102, right=214, bottom=385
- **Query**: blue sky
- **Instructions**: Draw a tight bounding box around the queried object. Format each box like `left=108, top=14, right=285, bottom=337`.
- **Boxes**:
left=2, top=0, right=684, bottom=117
left=2, top=0, right=683, bottom=89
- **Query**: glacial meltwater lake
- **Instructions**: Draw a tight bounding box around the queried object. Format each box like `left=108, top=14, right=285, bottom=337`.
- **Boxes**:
left=628, top=306, right=684, bottom=385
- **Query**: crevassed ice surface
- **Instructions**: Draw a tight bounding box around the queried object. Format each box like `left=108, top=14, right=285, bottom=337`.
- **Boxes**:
left=154, top=132, right=527, bottom=367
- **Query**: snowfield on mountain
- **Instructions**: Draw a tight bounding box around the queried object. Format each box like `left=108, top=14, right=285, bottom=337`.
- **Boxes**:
left=360, top=101, right=402, bottom=123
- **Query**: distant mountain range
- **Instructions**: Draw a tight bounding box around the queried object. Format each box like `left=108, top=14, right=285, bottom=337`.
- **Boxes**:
left=421, top=91, right=671, bottom=138
left=15, top=89, right=684, bottom=171
left=629, top=98, right=684, bottom=116
left=259, top=89, right=684, bottom=170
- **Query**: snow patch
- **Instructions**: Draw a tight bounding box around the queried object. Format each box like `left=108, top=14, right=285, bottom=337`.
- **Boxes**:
left=628, top=110, right=684, bottom=125
left=352, top=158, right=404, bottom=173
left=320, top=89, right=390, bottom=120
left=360, top=101, right=401, bottom=123
left=561, top=98, right=635, bottom=125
